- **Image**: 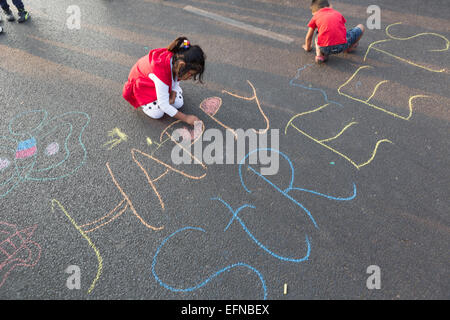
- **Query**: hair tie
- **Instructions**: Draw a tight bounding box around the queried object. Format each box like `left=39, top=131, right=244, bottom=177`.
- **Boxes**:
left=183, top=40, right=190, bottom=49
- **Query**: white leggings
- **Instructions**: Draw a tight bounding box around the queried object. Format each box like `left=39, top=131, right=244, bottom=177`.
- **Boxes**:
left=141, top=89, right=184, bottom=119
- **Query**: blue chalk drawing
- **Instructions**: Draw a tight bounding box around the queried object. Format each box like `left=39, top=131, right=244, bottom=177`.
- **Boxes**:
left=151, top=149, right=356, bottom=299
left=0, top=110, right=90, bottom=197
left=151, top=226, right=267, bottom=300
left=207, top=148, right=355, bottom=263
left=16, top=138, right=36, bottom=152
left=290, top=64, right=344, bottom=108
left=211, top=197, right=311, bottom=263
left=238, top=149, right=357, bottom=230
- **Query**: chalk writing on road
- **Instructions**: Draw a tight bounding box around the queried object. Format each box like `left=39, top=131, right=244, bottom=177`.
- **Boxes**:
left=214, top=148, right=355, bottom=259
left=364, top=22, right=449, bottom=73
left=151, top=226, right=268, bottom=300
left=284, top=101, right=393, bottom=170
left=199, top=81, right=270, bottom=140
left=51, top=199, right=103, bottom=294
left=151, top=148, right=356, bottom=299
left=77, top=162, right=165, bottom=232
left=338, top=66, right=430, bottom=121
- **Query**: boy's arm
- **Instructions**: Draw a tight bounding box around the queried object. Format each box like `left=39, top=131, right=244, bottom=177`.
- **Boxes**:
left=302, top=27, right=315, bottom=52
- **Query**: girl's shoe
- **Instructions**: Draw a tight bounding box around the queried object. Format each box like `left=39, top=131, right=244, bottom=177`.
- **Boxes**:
left=17, top=10, right=29, bottom=23
left=3, top=9, right=15, bottom=21
left=315, top=55, right=328, bottom=64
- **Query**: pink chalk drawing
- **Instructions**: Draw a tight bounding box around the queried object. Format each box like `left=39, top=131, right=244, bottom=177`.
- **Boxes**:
left=45, top=142, right=60, bottom=156
left=179, top=127, right=193, bottom=141
left=180, top=124, right=203, bottom=141
left=0, top=158, right=10, bottom=171
left=200, top=97, right=222, bottom=116
left=0, top=221, right=41, bottom=288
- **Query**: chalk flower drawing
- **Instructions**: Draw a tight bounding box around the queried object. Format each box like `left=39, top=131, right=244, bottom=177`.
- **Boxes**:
left=0, top=110, right=90, bottom=197
left=0, top=221, right=41, bottom=288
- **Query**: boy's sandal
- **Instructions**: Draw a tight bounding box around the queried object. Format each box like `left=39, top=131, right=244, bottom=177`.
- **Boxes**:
left=315, top=55, right=328, bottom=64
left=346, top=42, right=359, bottom=53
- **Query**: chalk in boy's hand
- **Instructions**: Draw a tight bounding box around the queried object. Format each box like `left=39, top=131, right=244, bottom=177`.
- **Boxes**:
left=303, top=0, right=365, bottom=64
left=302, top=44, right=312, bottom=52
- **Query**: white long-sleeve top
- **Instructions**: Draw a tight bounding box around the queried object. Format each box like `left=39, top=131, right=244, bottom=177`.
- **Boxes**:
left=148, top=58, right=181, bottom=117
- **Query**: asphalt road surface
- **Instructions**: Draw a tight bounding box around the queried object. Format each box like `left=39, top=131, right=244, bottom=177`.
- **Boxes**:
left=0, top=0, right=448, bottom=300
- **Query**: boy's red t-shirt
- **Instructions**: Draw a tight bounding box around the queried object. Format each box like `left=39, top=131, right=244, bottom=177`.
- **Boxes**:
left=308, top=7, right=347, bottom=47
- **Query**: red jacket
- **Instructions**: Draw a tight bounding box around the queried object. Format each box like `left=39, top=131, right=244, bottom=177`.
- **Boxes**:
left=123, top=48, right=174, bottom=108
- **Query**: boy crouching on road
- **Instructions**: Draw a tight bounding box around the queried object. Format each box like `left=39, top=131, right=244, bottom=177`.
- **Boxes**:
left=302, top=0, right=364, bottom=64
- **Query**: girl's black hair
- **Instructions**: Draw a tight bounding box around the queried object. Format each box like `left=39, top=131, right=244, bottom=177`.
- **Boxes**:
left=168, top=36, right=206, bottom=83
left=310, top=0, right=329, bottom=10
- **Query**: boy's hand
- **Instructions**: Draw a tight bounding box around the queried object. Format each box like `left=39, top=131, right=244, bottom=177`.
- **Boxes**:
left=302, top=44, right=312, bottom=52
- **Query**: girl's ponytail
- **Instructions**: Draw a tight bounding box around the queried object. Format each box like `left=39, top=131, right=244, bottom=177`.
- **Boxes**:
left=167, top=36, right=190, bottom=54
left=168, top=36, right=206, bottom=83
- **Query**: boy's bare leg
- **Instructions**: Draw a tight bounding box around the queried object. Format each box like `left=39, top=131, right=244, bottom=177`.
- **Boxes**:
left=354, top=24, right=365, bottom=43
left=314, top=35, right=328, bottom=63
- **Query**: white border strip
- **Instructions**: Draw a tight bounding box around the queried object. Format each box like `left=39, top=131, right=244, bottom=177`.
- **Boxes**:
left=183, top=5, right=294, bottom=44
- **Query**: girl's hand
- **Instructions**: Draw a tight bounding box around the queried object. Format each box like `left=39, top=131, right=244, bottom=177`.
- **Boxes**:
left=185, top=114, right=200, bottom=126
left=174, top=111, right=200, bottom=126
left=169, top=91, right=177, bottom=104
left=302, top=44, right=312, bottom=52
